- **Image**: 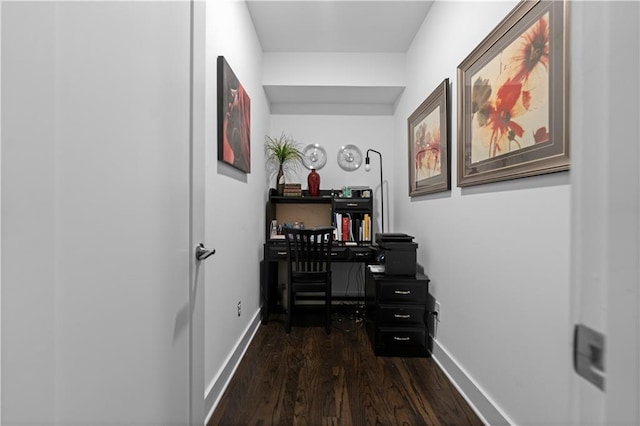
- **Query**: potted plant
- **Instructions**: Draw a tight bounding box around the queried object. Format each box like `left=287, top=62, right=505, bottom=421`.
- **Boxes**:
left=265, top=133, right=302, bottom=195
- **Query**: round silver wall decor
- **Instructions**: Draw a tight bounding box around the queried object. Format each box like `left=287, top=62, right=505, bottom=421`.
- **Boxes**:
left=337, top=144, right=363, bottom=171
left=301, top=143, right=327, bottom=170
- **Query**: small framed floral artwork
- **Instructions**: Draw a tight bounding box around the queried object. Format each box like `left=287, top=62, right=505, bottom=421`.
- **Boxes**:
left=457, top=0, right=569, bottom=187
left=408, top=78, right=450, bottom=196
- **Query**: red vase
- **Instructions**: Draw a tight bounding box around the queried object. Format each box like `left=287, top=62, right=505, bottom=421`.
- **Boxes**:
left=307, top=168, right=320, bottom=196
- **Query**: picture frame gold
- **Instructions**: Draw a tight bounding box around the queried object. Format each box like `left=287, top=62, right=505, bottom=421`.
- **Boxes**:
left=408, top=78, right=450, bottom=196
left=457, top=0, right=569, bottom=187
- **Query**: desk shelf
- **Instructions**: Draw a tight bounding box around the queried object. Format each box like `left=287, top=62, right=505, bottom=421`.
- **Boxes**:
left=265, top=188, right=373, bottom=242
left=268, top=195, right=333, bottom=204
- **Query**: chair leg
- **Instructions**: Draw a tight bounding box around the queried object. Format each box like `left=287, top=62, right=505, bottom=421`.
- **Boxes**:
left=285, top=287, right=292, bottom=334
left=325, top=290, right=331, bottom=334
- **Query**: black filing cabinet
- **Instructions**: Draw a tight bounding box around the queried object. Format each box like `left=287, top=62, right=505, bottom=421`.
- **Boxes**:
left=365, top=268, right=431, bottom=357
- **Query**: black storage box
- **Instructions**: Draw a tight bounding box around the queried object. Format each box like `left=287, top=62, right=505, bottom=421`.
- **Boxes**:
left=375, top=233, right=418, bottom=275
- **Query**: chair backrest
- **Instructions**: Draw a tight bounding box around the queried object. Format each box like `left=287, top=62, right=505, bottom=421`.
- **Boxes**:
left=283, top=227, right=334, bottom=274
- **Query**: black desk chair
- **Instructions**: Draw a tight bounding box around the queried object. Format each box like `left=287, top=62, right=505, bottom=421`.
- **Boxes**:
left=283, top=226, right=335, bottom=334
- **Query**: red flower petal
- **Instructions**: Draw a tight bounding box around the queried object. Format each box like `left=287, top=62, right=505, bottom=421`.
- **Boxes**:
left=496, top=80, right=522, bottom=112
left=533, top=127, right=549, bottom=143
left=509, top=121, right=524, bottom=138
left=522, top=90, right=531, bottom=110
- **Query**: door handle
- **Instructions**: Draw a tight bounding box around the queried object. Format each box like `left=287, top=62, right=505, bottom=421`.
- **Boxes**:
left=195, top=243, right=215, bottom=261
left=573, top=324, right=605, bottom=390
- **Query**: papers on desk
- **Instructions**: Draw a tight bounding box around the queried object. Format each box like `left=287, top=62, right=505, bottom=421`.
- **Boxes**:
left=368, top=264, right=385, bottom=274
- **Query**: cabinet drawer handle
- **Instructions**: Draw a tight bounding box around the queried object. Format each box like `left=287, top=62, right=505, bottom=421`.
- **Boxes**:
left=394, top=314, right=411, bottom=319
left=394, top=290, right=411, bottom=295
left=346, top=203, right=358, bottom=207
left=277, top=251, right=287, bottom=256
left=393, top=336, right=411, bottom=341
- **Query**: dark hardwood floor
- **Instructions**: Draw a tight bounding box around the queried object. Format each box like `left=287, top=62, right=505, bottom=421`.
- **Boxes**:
left=209, top=309, right=484, bottom=426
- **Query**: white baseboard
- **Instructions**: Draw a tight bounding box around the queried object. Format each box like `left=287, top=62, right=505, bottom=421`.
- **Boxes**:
left=432, top=340, right=514, bottom=426
left=204, top=309, right=261, bottom=425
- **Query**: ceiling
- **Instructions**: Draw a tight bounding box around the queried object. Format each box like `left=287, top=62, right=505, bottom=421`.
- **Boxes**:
left=246, top=0, right=434, bottom=53
left=245, top=0, right=434, bottom=114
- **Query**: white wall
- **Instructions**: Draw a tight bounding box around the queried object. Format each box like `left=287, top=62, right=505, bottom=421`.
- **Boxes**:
left=263, top=52, right=405, bottom=87
left=203, top=0, right=271, bottom=415
left=1, top=5, right=56, bottom=422
left=0, top=2, right=3, bottom=419
left=393, top=1, right=571, bottom=424
left=262, top=52, right=405, bottom=115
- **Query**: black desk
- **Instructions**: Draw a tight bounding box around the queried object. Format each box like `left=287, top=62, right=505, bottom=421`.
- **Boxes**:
left=261, top=241, right=376, bottom=324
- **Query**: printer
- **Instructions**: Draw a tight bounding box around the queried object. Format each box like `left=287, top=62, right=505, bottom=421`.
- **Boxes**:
left=375, top=233, right=418, bottom=275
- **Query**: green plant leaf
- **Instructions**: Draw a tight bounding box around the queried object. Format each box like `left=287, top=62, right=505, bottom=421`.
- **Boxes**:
left=264, top=133, right=303, bottom=168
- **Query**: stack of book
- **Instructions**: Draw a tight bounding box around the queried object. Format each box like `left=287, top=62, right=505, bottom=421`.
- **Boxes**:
left=333, top=212, right=372, bottom=242
left=362, top=213, right=371, bottom=241
left=283, top=183, right=302, bottom=197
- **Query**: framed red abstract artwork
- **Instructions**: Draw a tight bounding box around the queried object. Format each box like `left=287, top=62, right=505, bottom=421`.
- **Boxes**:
left=217, top=56, right=251, bottom=173
left=457, top=0, right=569, bottom=187
left=408, top=78, right=450, bottom=196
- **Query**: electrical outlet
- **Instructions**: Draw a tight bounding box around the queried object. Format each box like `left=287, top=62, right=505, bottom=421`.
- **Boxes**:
left=237, top=301, right=241, bottom=317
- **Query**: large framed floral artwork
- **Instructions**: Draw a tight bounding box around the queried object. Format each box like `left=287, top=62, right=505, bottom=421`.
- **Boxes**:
left=217, top=56, right=251, bottom=173
left=408, top=78, right=450, bottom=196
left=457, top=0, right=569, bottom=187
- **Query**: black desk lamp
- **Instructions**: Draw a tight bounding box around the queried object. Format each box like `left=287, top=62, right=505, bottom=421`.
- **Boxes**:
left=364, top=149, right=385, bottom=234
